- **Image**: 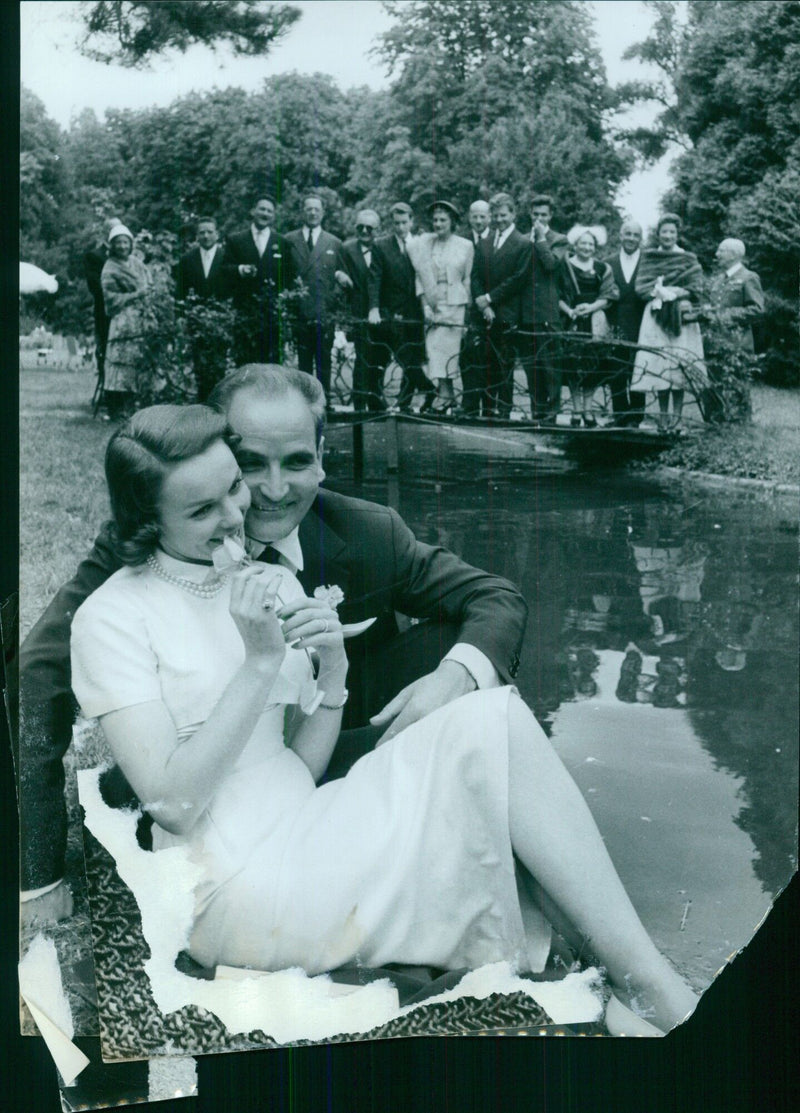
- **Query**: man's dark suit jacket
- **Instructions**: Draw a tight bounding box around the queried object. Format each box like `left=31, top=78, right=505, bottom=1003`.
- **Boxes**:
left=471, top=229, right=533, bottom=327
left=222, top=228, right=288, bottom=311
left=519, top=230, right=568, bottom=329
left=336, top=238, right=374, bottom=324
left=283, top=229, right=342, bottom=326
left=19, top=489, right=526, bottom=890
left=368, top=236, right=422, bottom=321
left=175, top=244, right=228, bottom=301
left=607, top=253, right=646, bottom=343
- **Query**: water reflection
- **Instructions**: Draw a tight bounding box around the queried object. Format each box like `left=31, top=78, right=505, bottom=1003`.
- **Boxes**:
left=326, top=441, right=798, bottom=990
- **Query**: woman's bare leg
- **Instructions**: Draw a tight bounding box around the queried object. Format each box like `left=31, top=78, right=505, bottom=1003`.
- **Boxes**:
left=656, top=389, right=671, bottom=431
left=506, top=694, right=698, bottom=1032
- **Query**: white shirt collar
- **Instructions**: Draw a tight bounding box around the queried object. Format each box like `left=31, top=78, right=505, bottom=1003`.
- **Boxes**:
left=303, top=226, right=320, bottom=246
left=619, top=248, right=640, bottom=280
left=251, top=225, right=271, bottom=248
left=246, top=526, right=304, bottom=573
left=494, top=224, right=515, bottom=250
left=726, top=262, right=744, bottom=278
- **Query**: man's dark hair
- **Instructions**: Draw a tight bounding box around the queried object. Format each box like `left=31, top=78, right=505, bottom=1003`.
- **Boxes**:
left=531, top=194, right=554, bottom=210
left=390, top=202, right=413, bottom=217
left=196, top=216, right=217, bottom=229
left=208, top=364, right=326, bottom=447
left=489, top=192, right=516, bottom=213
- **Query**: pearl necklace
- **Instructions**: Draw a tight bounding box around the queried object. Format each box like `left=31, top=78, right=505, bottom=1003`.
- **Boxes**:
left=146, top=554, right=225, bottom=598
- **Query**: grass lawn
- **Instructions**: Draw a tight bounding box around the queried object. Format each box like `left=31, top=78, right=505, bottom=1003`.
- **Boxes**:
left=648, top=382, right=800, bottom=485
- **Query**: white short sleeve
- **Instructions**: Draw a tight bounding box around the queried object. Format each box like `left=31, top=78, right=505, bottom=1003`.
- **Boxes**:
left=71, top=581, right=161, bottom=719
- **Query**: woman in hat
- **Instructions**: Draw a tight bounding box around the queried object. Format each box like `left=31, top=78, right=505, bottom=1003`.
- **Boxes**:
left=557, top=225, right=618, bottom=427
left=100, top=222, right=153, bottom=420
left=407, top=201, right=474, bottom=413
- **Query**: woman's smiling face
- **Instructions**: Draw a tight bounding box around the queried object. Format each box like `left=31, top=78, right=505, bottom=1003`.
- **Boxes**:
left=156, top=440, right=250, bottom=564
left=574, top=232, right=596, bottom=260
left=658, top=222, right=679, bottom=249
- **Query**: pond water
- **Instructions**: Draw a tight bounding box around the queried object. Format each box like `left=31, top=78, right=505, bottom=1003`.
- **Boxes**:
left=324, top=422, right=799, bottom=992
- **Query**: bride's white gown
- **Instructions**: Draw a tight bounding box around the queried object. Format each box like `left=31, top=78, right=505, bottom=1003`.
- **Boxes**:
left=71, top=555, right=550, bottom=974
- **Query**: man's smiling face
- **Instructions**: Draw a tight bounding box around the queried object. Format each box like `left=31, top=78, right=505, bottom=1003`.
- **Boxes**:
left=224, top=388, right=325, bottom=544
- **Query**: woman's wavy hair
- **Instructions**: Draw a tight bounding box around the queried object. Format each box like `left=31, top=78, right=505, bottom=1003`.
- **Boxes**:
left=105, top=404, right=231, bottom=565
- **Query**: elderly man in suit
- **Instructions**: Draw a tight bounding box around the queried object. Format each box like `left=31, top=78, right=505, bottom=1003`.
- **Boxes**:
left=606, top=220, right=647, bottom=426
left=223, top=198, right=288, bottom=366
left=465, top=192, right=530, bottom=418
left=335, top=209, right=385, bottom=411
left=174, top=217, right=230, bottom=400
left=19, top=363, right=527, bottom=925
left=368, top=203, right=436, bottom=413
left=284, top=196, right=343, bottom=408
left=467, top=200, right=491, bottom=249
left=706, top=238, right=765, bottom=351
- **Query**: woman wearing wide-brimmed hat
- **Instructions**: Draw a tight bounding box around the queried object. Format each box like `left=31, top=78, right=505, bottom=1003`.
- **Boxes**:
left=407, top=200, right=474, bottom=413
left=100, top=221, right=152, bottom=419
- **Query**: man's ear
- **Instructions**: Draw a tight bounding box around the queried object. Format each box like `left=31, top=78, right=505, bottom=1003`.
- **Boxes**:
left=316, top=436, right=326, bottom=483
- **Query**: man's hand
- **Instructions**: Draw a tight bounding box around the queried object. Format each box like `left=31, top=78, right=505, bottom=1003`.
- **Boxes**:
left=335, top=270, right=353, bottom=289
left=20, top=882, right=73, bottom=930
left=368, top=308, right=381, bottom=325
left=483, top=306, right=496, bottom=324
left=475, top=294, right=490, bottom=311
left=370, top=659, right=477, bottom=744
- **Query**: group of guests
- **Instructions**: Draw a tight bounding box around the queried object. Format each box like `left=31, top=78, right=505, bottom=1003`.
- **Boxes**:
left=87, top=195, right=765, bottom=429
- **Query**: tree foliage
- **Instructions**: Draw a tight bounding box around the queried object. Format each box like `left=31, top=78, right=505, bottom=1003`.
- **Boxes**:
left=618, top=0, right=800, bottom=383
left=77, top=0, right=300, bottom=67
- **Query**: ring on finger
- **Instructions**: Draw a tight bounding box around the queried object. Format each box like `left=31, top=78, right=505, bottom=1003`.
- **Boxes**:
left=262, top=598, right=274, bottom=612
left=321, top=619, right=329, bottom=633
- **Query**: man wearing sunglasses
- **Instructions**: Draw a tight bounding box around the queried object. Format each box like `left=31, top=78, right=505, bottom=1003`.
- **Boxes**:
left=335, top=210, right=386, bottom=411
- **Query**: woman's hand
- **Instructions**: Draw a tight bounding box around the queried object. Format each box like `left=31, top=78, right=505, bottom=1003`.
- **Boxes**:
left=276, top=595, right=348, bottom=677
left=574, top=302, right=592, bottom=317
left=229, top=566, right=286, bottom=670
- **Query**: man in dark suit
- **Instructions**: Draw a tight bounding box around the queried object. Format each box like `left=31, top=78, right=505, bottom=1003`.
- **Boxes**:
left=516, top=194, right=568, bottom=423
left=223, top=197, right=288, bottom=367
left=175, top=216, right=230, bottom=401
left=283, top=196, right=342, bottom=406
left=334, top=209, right=385, bottom=411
left=606, top=220, right=647, bottom=426
left=83, top=235, right=109, bottom=381
left=175, top=216, right=227, bottom=301
left=466, top=192, right=531, bottom=417
left=19, top=364, right=526, bottom=923
left=368, top=202, right=436, bottom=413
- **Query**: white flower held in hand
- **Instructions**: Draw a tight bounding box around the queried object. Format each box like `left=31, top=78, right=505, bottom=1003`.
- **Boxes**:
left=313, top=584, right=376, bottom=639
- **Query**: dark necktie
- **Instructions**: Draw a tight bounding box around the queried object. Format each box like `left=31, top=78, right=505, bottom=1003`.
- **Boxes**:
left=258, top=545, right=282, bottom=565
left=307, top=230, right=314, bottom=254
left=362, top=247, right=372, bottom=268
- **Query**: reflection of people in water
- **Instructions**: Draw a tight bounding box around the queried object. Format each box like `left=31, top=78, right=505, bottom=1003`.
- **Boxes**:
left=558, top=647, right=600, bottom=701
left=615, top=646, right=687, bottom=708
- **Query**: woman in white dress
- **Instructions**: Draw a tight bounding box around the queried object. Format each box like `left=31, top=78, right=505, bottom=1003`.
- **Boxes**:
left=631, top=214, right=706, bottom=431
left=70, top=404, right=698, bottom=1034
left=407, top=201, right=474, bottom=413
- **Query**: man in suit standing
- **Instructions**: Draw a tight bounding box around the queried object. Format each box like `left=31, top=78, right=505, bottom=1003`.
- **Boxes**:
left=467, top=200, right=491, bottom=248
left=335, top=209, right=385, bottom=411
left=606, top=220, right=647, bottom=426
left=368, top=203, right=436, bottom=413
left=706, top=238, right=765, bottom=351
left=467, top=193, right=531, bottom=418
left=19, top=363, right=526, bottom=924
left=223, top=197, right=288, bottom=367
left=283, top=196, right=342, bottom=408
left=176, top=217, right=227, bottom=301
left=175, top=217, right=230, bottom=400
left=516, top=194, right=568, bottom=424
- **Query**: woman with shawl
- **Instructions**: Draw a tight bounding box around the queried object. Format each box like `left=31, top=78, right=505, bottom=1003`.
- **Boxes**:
left=631, top=215, right=706, bottom=431
left=101, top=222, right=152, bottom=420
